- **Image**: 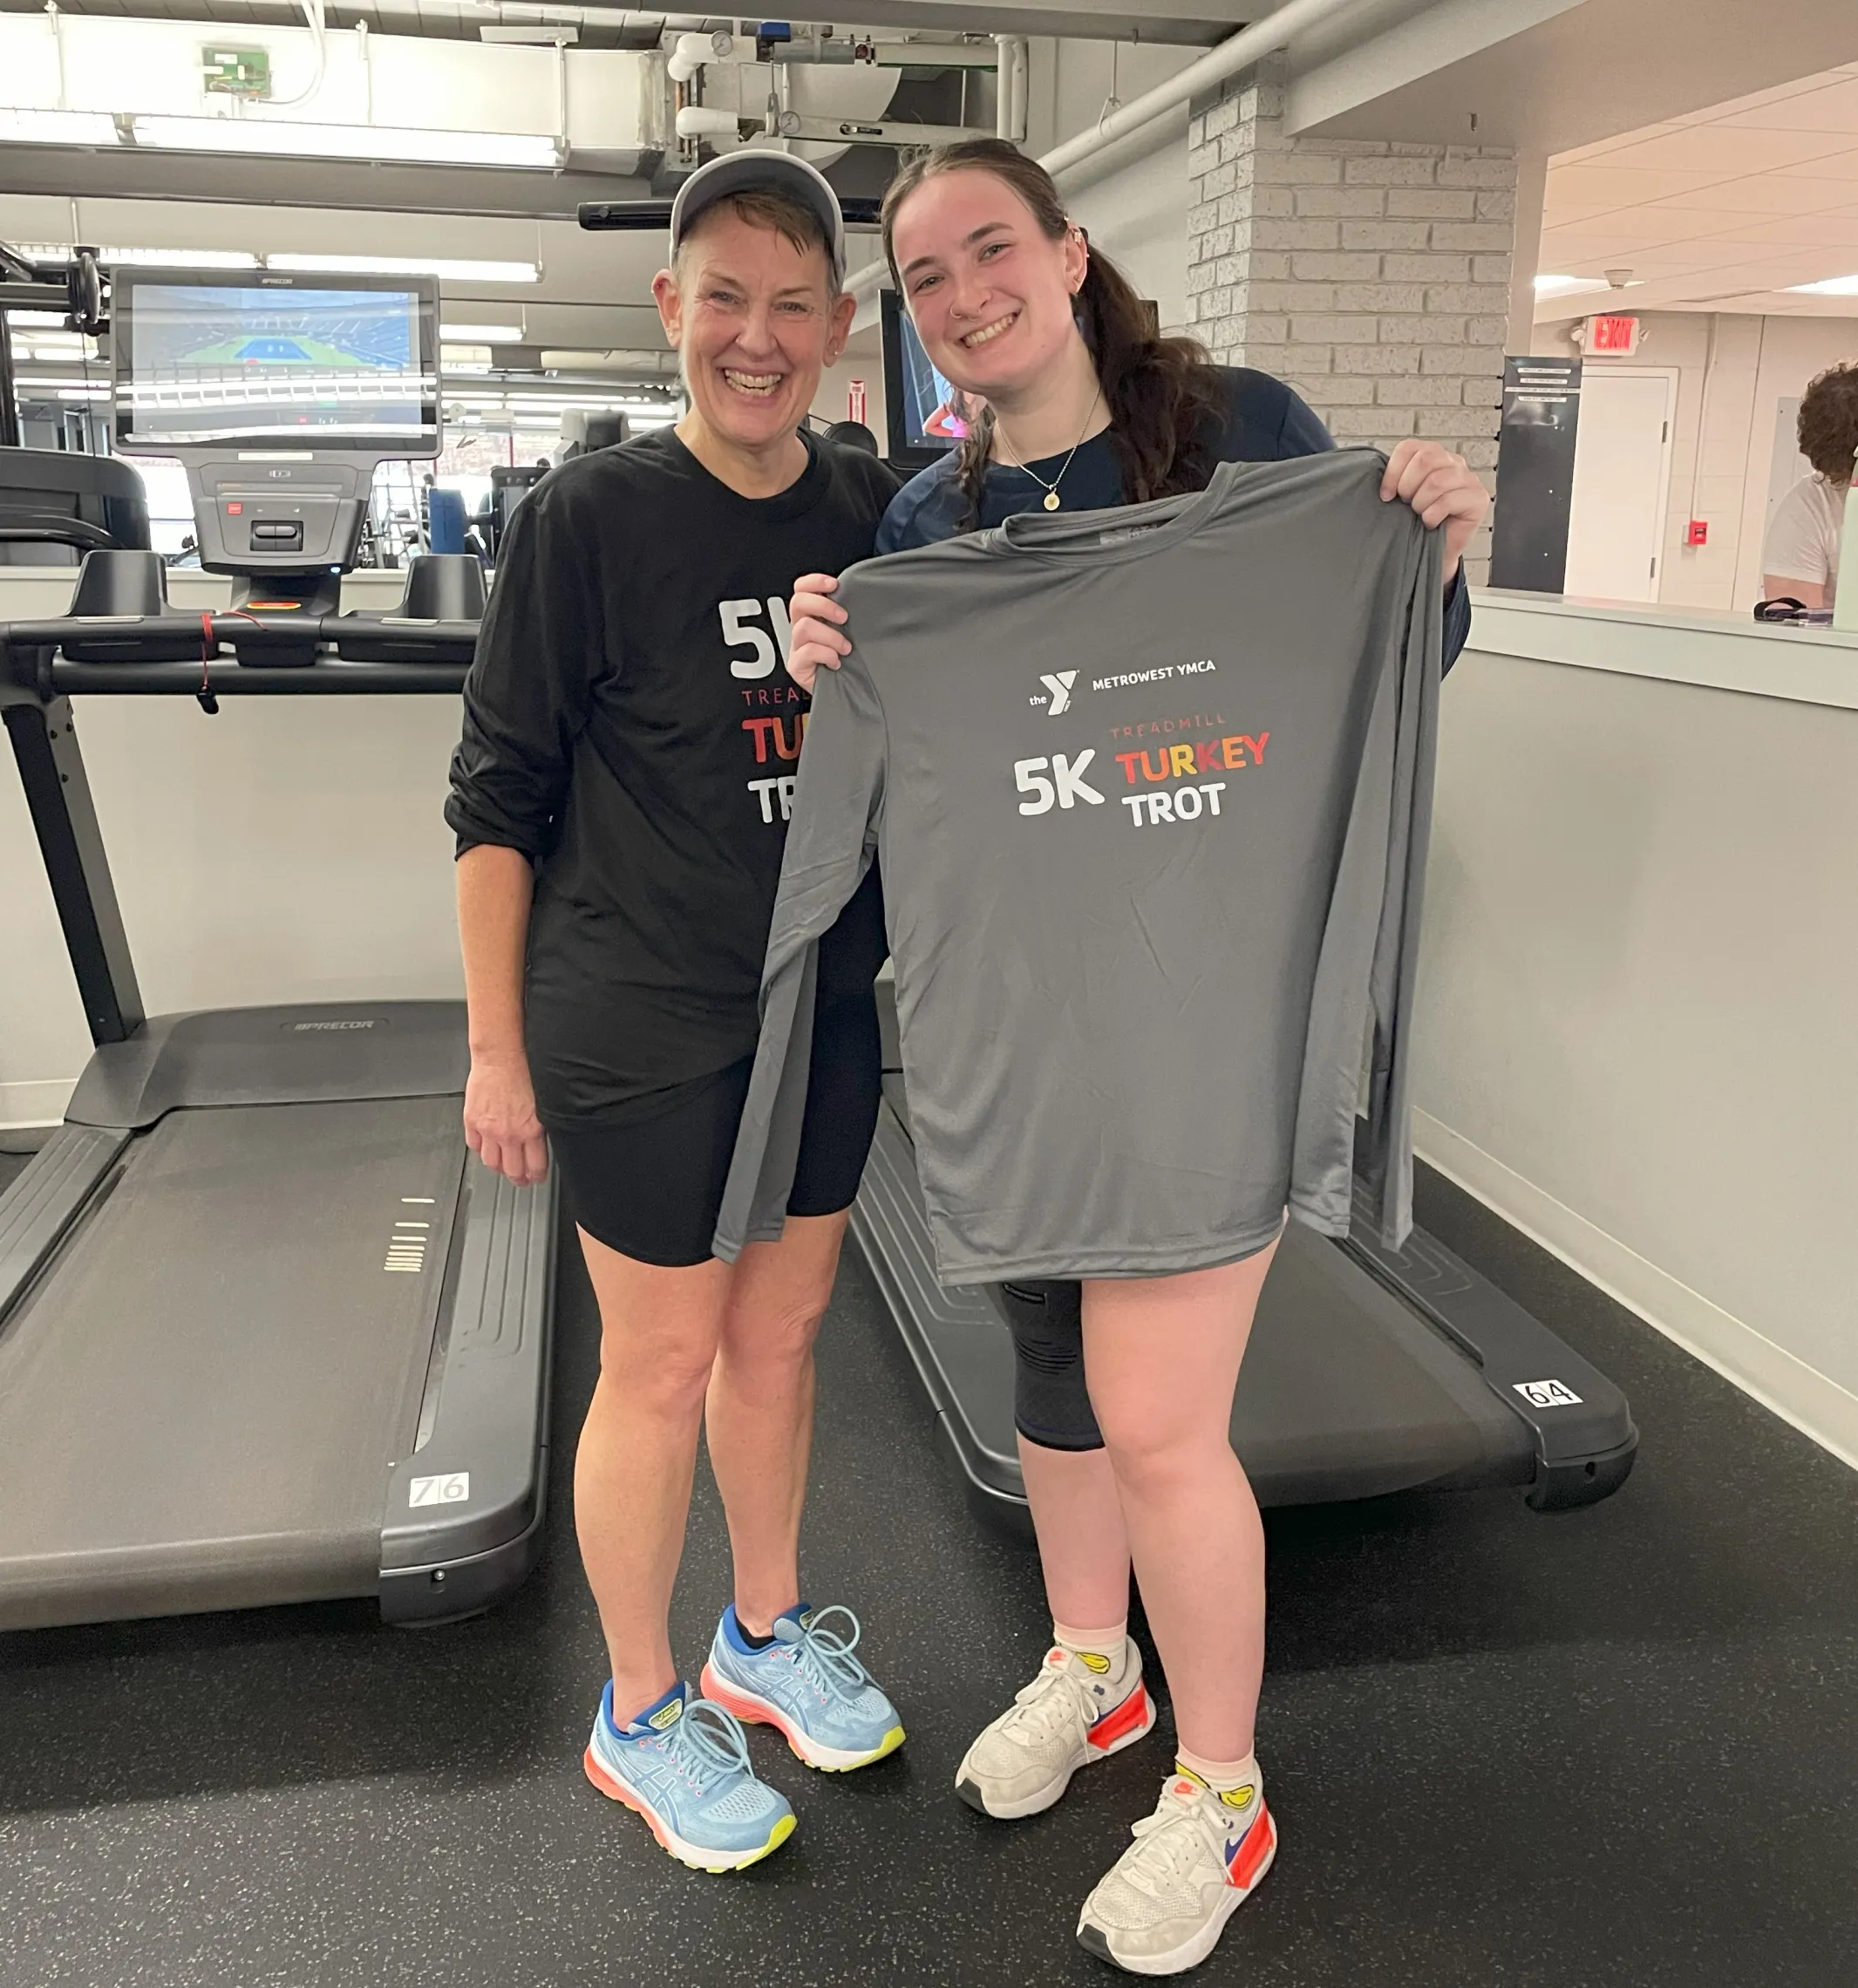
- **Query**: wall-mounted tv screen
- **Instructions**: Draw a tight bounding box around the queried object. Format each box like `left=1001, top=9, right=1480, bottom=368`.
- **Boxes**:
left=881, top=289, right=987, bottom=472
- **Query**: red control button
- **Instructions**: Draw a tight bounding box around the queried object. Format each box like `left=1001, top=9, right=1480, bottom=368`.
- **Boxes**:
left=227, top=501, right=244, bottom=515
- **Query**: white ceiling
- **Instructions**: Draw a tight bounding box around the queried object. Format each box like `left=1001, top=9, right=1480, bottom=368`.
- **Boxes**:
left=1538, top=61, right=1858, bottom=317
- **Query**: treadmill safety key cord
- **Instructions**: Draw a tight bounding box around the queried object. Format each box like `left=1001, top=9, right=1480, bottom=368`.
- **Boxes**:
left=196, top=611, right=220, bottom=714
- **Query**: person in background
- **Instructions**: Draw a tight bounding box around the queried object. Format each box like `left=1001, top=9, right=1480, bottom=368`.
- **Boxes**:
left=924, top=381, right=983, bottom=441
left=1762, top=360, right=1858, bottom=609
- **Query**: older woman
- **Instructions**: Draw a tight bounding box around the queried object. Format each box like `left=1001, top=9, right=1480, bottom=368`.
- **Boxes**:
left=447, top=153, right=902, bottom=1876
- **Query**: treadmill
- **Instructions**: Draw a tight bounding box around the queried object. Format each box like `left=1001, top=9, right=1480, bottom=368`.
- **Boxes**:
left=855, top=985, right=1637, bottom=1532
left=0, top=270, right=555, bottom=1634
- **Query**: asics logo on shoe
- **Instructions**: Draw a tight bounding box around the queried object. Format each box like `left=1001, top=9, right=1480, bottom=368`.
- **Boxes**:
left=1040, top=670, right=1078, bottom=715
left=648, top=1700, right=683, bottom=1731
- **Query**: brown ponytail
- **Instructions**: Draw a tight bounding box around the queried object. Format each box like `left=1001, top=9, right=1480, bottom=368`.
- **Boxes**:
left=881, top=138, right=1228, bottom=527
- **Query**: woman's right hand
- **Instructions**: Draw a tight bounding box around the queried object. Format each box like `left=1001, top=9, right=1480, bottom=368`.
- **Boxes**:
left=787, top=573, right=852, bottom=694
left=464, top=1051, right=549, bottom=1187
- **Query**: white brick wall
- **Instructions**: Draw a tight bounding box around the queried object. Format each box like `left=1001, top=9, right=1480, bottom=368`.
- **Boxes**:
left=1186, top=59, right=1517, bottom=580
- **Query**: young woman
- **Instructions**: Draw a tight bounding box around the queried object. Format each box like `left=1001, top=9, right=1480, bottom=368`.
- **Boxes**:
left=447, top=153, right=905, bottom=1878
left=786, top=140, right=1488, bottom=1974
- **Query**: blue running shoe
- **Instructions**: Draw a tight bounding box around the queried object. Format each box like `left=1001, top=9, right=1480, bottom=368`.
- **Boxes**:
left=582, top=1681, right=796, bottom=1872
left=701, top=1603, right=905, bottom=1773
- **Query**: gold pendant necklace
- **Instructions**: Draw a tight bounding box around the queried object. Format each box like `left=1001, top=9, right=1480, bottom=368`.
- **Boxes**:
left=995, top=390, right=1104, bottom=514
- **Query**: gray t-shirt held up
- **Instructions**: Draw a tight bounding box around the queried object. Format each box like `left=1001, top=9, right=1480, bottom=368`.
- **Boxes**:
left=716, top=449, right=1445, bottom=1283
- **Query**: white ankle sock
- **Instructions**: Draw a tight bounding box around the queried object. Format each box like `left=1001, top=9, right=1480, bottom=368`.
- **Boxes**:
left=1052, top=1618, right=1135, bottom=1695
left=1174, top=1746, right=1262, bottom=1811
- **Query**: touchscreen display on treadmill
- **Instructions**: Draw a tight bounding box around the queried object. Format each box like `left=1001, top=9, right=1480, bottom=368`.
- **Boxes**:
left=119, top=284, right=434, bottom=446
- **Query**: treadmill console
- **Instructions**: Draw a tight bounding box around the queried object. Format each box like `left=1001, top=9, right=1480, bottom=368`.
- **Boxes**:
left=110, top=268, right=439, bottom=605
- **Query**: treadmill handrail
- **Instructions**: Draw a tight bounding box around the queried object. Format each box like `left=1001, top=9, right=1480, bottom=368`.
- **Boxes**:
left=27, top=657, right=471, bottom=696
left=0, top=603, right=480, bottom=1056
left=0, top=616, right=476, bottom=698
left=0, top=516, right=118, bottom=552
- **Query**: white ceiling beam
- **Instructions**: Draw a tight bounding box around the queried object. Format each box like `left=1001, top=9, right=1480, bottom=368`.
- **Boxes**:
left=1300, top=0, right=1858, bottom=152
left=1284, top=0, right=1588, bottom=137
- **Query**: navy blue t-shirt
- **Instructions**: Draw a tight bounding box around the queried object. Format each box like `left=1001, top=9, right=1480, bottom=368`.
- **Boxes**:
left=878, top=365, right=1471, bottom=667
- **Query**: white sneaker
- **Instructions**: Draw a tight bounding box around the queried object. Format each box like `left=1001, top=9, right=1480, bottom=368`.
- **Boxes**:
left=1075, top=1771, right=1276, bottom=1975
left=954, top=1643, right=1156, bottom=1820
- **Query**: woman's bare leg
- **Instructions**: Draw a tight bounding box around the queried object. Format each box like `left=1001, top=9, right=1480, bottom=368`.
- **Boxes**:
left=1017, top=1438, right=1133, bottom=1632
left=1082, top=1242, right=1278, bottom=1760
left=574, top=1232, right=732, bottom=1720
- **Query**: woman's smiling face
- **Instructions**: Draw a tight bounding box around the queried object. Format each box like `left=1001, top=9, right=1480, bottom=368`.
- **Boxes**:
left=889, top=167, right=1088, bottom=403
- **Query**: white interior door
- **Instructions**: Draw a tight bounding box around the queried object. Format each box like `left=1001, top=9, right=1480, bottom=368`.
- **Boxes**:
left=1765, top=395, right=1808, bottom=535
left=1563, top=367, right=1677, bottom=603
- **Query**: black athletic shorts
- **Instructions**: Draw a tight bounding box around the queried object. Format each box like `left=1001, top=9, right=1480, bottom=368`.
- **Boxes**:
left=547, top=991, right=881, bottom=1268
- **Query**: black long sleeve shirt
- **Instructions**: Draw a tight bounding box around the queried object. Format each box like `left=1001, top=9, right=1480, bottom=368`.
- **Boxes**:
left=446, top=430, right=898, bottom=1121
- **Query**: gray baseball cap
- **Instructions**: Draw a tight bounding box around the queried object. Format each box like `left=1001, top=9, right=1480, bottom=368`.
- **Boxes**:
left=668, top=151, right=846, bottom=285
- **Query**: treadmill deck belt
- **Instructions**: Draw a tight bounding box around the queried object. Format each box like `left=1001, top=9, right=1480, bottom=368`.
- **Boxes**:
left=852, top=1079, right=1583, bottom=1519
left=0, top=1095, right=464, bottom=1628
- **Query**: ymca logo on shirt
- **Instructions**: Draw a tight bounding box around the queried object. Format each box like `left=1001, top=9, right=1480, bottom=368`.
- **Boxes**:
left=1033, top=670, right=1079, bottom=716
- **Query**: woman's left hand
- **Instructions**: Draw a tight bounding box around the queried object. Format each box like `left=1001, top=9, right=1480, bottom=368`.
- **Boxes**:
left=1380, top=439, right=1491, bottom=579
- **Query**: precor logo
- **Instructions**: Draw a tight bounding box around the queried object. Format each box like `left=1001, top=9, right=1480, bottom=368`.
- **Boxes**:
left=292, top=1019, right=379, bottom=1031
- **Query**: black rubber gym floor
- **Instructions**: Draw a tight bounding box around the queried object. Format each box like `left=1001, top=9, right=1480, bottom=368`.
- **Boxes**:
left=2, top=1144, right=1855, bottom=1988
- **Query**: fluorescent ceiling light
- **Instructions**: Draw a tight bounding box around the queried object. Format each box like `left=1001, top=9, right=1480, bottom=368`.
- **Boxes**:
left=440, top=322, right=524, bottom=343
left=13, top=242, right=259, bottom=271
left=108, top=246, right=261, bottom=269
left=1534, top=274, right=1611, bottom=300
left=58, top=385, right=110, bottom=401
left=1785, top=274, right=1858, bottom=296
left=131, top=115, right=562, bottom=170
left=0, top=108, right=117, bottom=146
left=5, top=309, right=73, bottom=326
left=268, top=253, right=541, bottom=283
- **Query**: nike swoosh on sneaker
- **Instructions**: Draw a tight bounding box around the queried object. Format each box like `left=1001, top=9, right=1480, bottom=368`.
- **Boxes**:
left=1224, top=1806, right=1275, bottom=1889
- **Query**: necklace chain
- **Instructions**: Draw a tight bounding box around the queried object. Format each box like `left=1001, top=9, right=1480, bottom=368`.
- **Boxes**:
left=992, top=390, right=1105, bottom=512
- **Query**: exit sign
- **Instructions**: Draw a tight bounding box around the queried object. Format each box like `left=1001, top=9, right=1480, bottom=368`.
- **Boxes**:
left=1585, top=313, right=1642, bottom=356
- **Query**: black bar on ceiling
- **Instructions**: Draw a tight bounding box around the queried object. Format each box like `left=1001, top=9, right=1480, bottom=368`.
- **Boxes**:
left=578, top=196, right=885, bottom=231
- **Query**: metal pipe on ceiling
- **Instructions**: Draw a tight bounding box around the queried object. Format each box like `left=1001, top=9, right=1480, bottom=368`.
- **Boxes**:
left=1043, top=0, right=1354, bottom=176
